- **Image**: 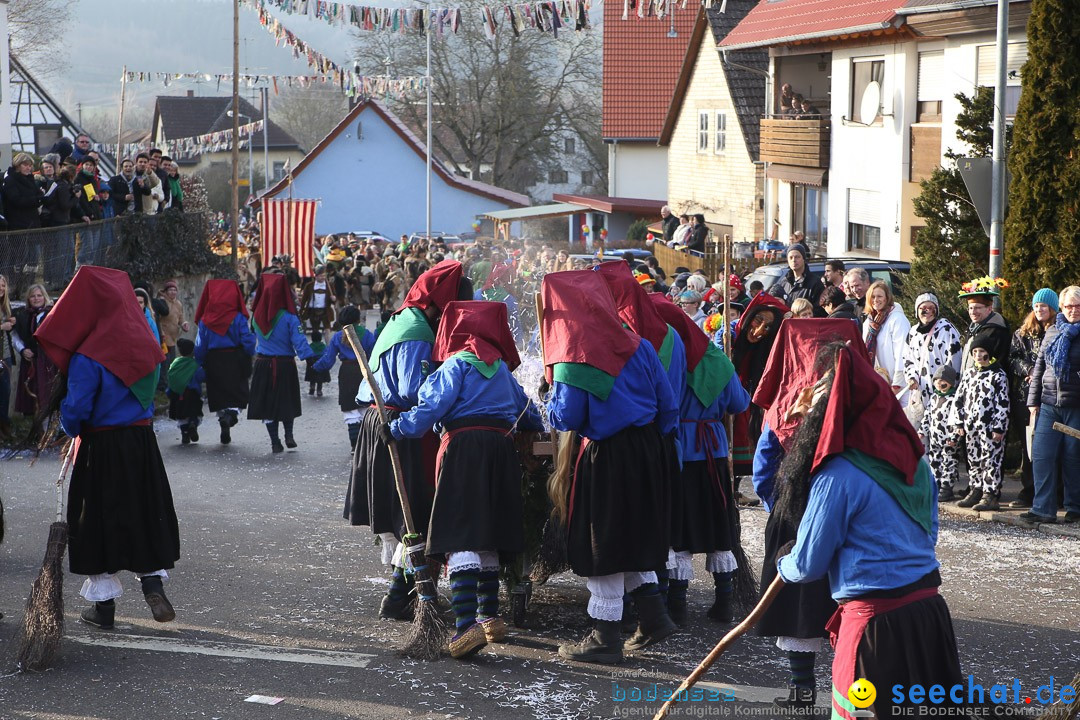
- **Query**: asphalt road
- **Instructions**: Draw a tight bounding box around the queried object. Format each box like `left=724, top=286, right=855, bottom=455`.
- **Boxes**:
left=0, top=381, right=1077, bottom=720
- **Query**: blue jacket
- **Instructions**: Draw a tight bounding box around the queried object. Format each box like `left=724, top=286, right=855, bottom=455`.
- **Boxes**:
left=356, top=339, right=433, bottom=409
left=751, top=422, right=784, bottom=512
left=312, top=327, right=375, bottom=373
left=194, top=314, right=257, bottom=363
left=547, top=341, right=678, bottom=441
left=253, top=312, right=314, bottom=360
left=677, top=373, right=750, bottom=462
left=777, top=455, right=940, bottom=600
left=61, top=354, right=154, bottom=437
left=390, top=356, right=543, bottom=439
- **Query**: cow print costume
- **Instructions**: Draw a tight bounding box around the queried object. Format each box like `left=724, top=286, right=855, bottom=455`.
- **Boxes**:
left=919, top=367, right=960, bottom=493
left=949, top=363, right=1010, bottom=496
left=903, top=314, right=963, bottom=413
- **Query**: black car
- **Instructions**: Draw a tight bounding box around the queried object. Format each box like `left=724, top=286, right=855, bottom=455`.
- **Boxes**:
left=743, top=258, right=910, bottom=295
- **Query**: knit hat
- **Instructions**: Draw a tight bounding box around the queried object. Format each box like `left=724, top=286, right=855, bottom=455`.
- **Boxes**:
left=1032, top=287, right=1060, bottom=313
left=635, top=272, right=656, bottom=286
left=914, top=292, right=939, bottom=311
left=787, top=243, right=809, bottom=261
left=678, top=290, right=702, bottom=304
left=932, top=364, right=958, bottom=386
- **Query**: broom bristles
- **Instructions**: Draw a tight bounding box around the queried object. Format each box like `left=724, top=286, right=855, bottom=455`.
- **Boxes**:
left=530, top=513, right=568, bottom=585
left=14, top=522, right=68, bottom=671
left=401, top=583, right=448, bottom=661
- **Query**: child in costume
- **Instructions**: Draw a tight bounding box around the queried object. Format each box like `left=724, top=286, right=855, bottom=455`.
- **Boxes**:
left=36, top=266, right=180, bottom=629
left=541, top=270, right=679, bottom=666
left=919, top=365, right=961, bottom=501
left=194, top=279, right=256, bottom=445
left=950, top=339, right=1010, bottom=511
left=384, top=301, right=541, bottom=658
left=310, top=305, right=376, bottom=449
left=305, top=335, right=330, bottom=397
left=167, top=338, right=205, bottom=445
left=349, top=260, right=472, bottom=621
left=248, top=272, right=315, bottom=453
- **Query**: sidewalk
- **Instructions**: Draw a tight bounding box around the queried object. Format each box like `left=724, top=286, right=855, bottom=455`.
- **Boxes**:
left=938, top=475, right=1080, bottom=539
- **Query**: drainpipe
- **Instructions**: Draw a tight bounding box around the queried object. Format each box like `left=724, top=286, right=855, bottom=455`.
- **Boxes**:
left=722, top=50, right=773, bottom=242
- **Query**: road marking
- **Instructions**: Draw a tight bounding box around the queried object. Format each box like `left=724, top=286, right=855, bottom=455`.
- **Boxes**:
left=67, top=633, right=375, bottom=668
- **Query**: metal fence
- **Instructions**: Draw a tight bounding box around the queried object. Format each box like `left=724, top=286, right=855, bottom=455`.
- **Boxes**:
left=0, top=219, right=124, bottom=299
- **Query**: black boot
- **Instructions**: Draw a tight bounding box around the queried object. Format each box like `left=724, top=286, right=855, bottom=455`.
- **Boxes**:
left=309, top=383, right=316, bottom=396
left=284, top=420, right=297, bottom=449
left=267, top=422, right=284, bottom=453
left=707, top=571, right=735, bottom=622
left=937, top=485, right=955, bottom=502
left=80, top=599, right=115, bottom=629
left=558, top=620, right=624, bottom=664
left=188, top=424, right=199, bottom=443
left=219, top=416, right=232, bottom=445
left=180, top=426, right=191, bottom=445
left=347, top=423, right=361, bottom=451
left=956, top=487, right=983, bottom=508
left=140, top=576, right=176, bottom=623
left=624, top=586, right=678, bottom=653
left=972, top=490, right=1000, bottom=512
left=774, top=686, right=816, bottom=710
left=620, top=595, right=637, bottom=633
left=316, top=384, right=323, bottom=397
left=666, top=579, right=689, bottom=626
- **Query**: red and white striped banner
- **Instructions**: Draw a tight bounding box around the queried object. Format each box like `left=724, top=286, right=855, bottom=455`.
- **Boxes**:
left=261, top=198, right=317, bottom=278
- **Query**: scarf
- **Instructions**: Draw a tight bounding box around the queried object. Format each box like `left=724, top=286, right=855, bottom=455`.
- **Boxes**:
left=864, top=306, right=890, bottom=364
left=1045, top=314, right=1080, bottom=379
left=916, top=316, right=937, bottom=335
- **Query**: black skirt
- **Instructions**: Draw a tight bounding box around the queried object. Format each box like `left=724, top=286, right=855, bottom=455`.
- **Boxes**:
left=67, top=425, right=180, bottom=576
left=168, top=388, right=204, bottom=421
left=671, top=458, right=737, bottom=554
left=568, top=423, right=670, bottom=577
left=337, top=360, right=361, bottom=412
left=304, top=361, right=331, bottom=383
left=248, top=355, right=302, bottom=421
left=203, top=347, right=252, bottom=411
left=855, top=594, right=963, bottom=716
left=345, top=406, right=437, bottom=540
left=755, top=505, right=836, bottom=639
left=426, top=419, right=524, bottom=562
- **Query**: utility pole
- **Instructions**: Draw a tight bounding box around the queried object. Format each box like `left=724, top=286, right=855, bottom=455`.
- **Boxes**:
left=230, top=0, right=240, bottom=266
left=425, top=3, right=432, bottom=243
left=988, top=0, right=1009, bottom=282
left=262, top=86, right=270, bottom=190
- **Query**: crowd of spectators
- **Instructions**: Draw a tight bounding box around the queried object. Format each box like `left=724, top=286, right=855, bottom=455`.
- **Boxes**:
left=0, top=135, right=185, bottom=232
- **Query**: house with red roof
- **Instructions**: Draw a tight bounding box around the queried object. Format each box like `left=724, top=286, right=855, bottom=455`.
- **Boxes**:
left=602, top=2, right=697, bottom=202
left=719, top=0, right=1030, bottom=261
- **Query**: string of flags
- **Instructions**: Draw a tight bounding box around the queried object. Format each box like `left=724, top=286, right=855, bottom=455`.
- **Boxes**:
left=621, top=0, right=689, bottom=20
left=120, top=70, right=426, bottom=99
left=92, top=120, right=266, bottom=162
left=247, top=0, right=591, bottom=38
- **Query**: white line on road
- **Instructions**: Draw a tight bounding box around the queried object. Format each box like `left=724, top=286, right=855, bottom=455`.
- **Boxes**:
left=67, top=633, right=376, bottom=668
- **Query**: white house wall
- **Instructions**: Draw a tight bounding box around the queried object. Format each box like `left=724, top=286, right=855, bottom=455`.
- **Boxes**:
left=608, top=142, right=668, bottom=201
left=1, top=1, right=14, bottom=168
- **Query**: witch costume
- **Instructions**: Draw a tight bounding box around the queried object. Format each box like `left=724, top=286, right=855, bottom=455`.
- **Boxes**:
left=247, top=273, right=315, bottom=452
left=387, top=301, right=541, bottom=658
left=310, top=305, right=376, bottom=448
left=541, top=270, right=679, bottom=666
left=36, top=266, right=179, bottom=629
left=731, top=293, right=788, bottom=480
left=194, top=279, right=256, bottom=444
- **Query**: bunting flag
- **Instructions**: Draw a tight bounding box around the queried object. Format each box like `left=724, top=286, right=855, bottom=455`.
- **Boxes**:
left=621, top=0, right=688, bottom=20
left=93, top=120, right=265, bottom=162
left=245, top=0, right=591, bottom=39
left=262, top=198, right=317, bottom=277
left=120, top=70, right=425, bottom=99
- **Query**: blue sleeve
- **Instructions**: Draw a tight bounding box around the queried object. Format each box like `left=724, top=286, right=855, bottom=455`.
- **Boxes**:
left=391, top=360, right=464, bottom=438
left=194, top=325, right=209, bottom=364
left=397, top=340, right=434, bottom=404
left=289, top=314, right=315, bottom=360
left=652, top=353, right=679, bottom=436
left=752, top=423, right=783, bottom=512
left=513, top=380, right=543, bottom=432
left=362, top=328, right=376, bottom=356
left=238, top=315, right=257, bottom=356
left=312, top=335, right=339, bottom=372
left=777, top=470, right=852, bottom=584
left=721, top=375, right=751, bottom=416
left=194, top=367, right=206, bottom=385
left=60, top=354, right=101, bottom=437
left=548, top=382, right=587, bottom=433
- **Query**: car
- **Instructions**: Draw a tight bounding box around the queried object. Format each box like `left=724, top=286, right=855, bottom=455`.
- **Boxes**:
left=348, top=231, right=390, bottom=244
left=567, top=250, right=655, bottom=268
left=742, top=258, right=911, bottom=296
left=408, top=231, right=463, bottom=245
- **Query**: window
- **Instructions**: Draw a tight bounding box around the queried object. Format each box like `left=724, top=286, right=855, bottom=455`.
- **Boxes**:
left=564, top=138, right=576, bottom=154
left=917, top=51, right=944, bottom=122
left=272, top=161, right=286, bottom=179
left=697, top=111, right=709, bottom=152
left=848, top=223, right=881, bottom=255
left=977, top=42, right=1027, bottom=117
left=581, top=170, right=594, bottom=186
left=549, top=169, right=568, bottom=184
left=34, top=126, right=62, bottom=155
left=714, top=111, right=727, bottom=154
left=850, top=58, right=885, bottom=123
left=792, top=185, right=828, bottom=255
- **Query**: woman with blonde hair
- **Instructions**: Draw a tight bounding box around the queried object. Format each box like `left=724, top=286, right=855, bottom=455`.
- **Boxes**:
left=790, top=298, right=814, bottom=319
left=12, top=284, right=58, bottom=427
left=861, top=280, right=911, bottom=401
left=0, top=276, right=16, bottom=437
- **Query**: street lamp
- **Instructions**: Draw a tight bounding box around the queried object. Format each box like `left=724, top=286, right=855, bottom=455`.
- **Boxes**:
left=227, top=109, right=255, bottom=206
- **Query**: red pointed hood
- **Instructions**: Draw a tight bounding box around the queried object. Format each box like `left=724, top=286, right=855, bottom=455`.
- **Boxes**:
left=433, top=300, right=521, bottom=371
left=400, top=259, right=464, bottom=313
left=195, top=279, right=248, bottom=335
left=649, top=293, right=710, bottom=371
left=594, top=261, right=670, bottom=353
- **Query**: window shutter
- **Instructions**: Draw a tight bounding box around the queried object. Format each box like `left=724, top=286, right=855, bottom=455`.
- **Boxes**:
left=848, top=189, right=879, bottom=226
left=917, top=51, right=944, bottom=101
left=977, top=42, right=1027, bottom=87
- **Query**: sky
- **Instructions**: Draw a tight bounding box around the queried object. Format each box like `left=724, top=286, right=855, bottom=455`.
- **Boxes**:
left=37, top=0, right=357, bottom=117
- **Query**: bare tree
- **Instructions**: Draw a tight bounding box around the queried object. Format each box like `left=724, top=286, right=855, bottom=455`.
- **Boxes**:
left=352, top=2, right=601, bottom=195
left=270, top=84, right=350, bottom=154
left=10, top=0, right=75, bottom=77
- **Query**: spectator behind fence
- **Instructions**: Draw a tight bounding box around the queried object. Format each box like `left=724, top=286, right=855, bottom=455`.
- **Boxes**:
left=843, top=267, right=871, bottom=325
left=109, top=159, right=138, bottom=216
left=821, top=259, right=845, bottom=292
left=149, top=149, right=172, bottom=211
left=670, top=214, right=691, bottom=248
left=164, top=158, right=183, bottom=212
left=685, top=214, right=708, bottom=252
left=1024, top=285, right=1080, bottom=525
left=134, top=154, right=163, bottom=215
left=74, top=158, right=103, bottom=222
left=0, top=275, right=14, bottom=438
left=2, top=153, right=43, bottom=230
left=42, top=164, right=76, bottom=227
left=779, top=82, right=795, bottom=114
left=661, top=205, right=679, bottom=243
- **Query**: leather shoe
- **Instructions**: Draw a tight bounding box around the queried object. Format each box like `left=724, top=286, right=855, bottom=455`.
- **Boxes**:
left=144, top=591, right=176, bottom=623
left=1018, top=511, right=1056, bottom=525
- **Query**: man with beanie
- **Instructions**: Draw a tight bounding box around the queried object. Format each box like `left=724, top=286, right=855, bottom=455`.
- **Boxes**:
left=776, top=244, right=823, bottom=316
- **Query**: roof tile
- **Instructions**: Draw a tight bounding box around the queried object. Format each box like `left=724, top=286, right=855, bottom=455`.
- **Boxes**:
left=719, top=0, right=908, bottom=50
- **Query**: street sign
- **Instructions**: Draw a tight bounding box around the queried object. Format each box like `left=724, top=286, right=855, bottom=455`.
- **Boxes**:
left=957, top=157, right=1011, bottom=238
left=237, top=178, right=250, bottom=187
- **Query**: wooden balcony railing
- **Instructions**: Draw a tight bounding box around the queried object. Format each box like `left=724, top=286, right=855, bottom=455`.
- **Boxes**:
left=760, top=117, right=830, bottom=169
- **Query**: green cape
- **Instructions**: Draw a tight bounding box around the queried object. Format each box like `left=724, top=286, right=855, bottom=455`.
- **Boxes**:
left=553, top=362, right=616, bottom=401
left=369, top=307, right=435, bottom=370
left=453, top=351, right=502, bottom=379
left=686, top=343, right=737, bottom=408
left=252, top=308, right=287, bottom=340
left=131, top=368, right=160, bottom=409
left=841, top=448, right=934, bottom=535
left=657, top=326, right=675, bottom=372
left=166, top=356, right=199, bottom=395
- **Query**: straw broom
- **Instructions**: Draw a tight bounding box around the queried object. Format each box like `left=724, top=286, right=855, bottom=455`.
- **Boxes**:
left=14, top=438, right=79, bottom=671
left=342, top=324, right=447, bottom=660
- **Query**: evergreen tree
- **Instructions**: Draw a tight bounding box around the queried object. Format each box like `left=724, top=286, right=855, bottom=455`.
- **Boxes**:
left=908, top=88, right=1002, bottom=329
left=1003, top=0, right=1080, bottom=323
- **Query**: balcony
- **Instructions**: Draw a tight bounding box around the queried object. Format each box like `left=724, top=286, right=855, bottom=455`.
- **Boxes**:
left=760, top=117, right=830, bottom=169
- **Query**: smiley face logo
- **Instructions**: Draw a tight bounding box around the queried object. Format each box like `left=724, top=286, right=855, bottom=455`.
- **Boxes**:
left=848, top=679, right=877, bottom=709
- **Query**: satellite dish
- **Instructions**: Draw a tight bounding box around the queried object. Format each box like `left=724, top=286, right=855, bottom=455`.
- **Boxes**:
left=858, top=81, right=881, bottom=124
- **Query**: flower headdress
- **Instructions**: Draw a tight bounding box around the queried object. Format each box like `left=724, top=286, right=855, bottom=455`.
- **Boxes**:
left=959, top=276, right=1009, bottom=298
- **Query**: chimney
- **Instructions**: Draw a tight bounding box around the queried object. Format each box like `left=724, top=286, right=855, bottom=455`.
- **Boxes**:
left=187, top=90, right=194, bottom=98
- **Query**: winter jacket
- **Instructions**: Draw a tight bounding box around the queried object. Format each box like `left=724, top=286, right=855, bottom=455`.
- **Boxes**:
left=41, top=179, right=77, bottom=227
left=133, top=171, right=160, bottom=215
left=862, top=303, right=912, bottom=397
left=109, top=174, right=137, bottom=215
left=961, top=312, right=1011, bottom=374
left=1010, top=329, right=1044, bottom=418
left=1, top=169, right=43, bottom=230
left=74, top=170, right=102, bottom=221
left=776, top=269, right=824, bottom=316
left=1027, top=320, right=1080, bottom=409
left=828, top=302, right=859, bottom=322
